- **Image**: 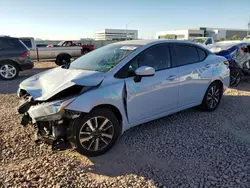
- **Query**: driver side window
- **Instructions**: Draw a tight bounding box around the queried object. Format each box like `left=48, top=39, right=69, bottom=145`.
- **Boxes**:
left=137, top=44, right=171, bottom=71
left=115, top=44, right=171, bottom=78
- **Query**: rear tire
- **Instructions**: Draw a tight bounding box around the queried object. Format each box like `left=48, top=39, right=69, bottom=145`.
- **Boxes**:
left=0, top=61, right=19, bottom=80
left=230, top=69, right=241, bottom=87
left=73, top=108, right=121, bottom=157
left=82, top=49, right=89, bottom=55
left=200, top=82, right=223, bottom=111
left=56, top=55, right=71, bottom=66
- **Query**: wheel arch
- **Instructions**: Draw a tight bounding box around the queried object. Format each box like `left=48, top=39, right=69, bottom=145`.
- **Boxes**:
left=206, top=79, right=224, bottom=98
left=90, top=104, right=123, bottom=123
left=211, top=80, right=223, bottom=91
left=0, top=59, right=20, bottom=70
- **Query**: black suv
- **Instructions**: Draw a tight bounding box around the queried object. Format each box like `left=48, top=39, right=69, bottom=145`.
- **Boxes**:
left=0, top=36, right=33, bottom=80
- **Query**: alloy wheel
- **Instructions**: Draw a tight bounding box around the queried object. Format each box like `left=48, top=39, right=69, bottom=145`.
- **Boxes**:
left=230, top=71, right=241, bottom=87
left=79, top=116, right=114, bottom=151
left=207, top=85, right=221, bottom=109
left=0, top=64, right=17, bottom=79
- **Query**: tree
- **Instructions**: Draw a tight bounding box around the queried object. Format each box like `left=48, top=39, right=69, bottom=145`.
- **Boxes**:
left=231, top=35, right=241, bottom=40
left=163, top=35, right=175, bottom=39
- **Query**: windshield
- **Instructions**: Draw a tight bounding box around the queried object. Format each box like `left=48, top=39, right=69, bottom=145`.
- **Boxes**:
left=191, top=38, right=207, bottom=44
left=69, top=43, right=140, bottom=72
left=57, top=41, right=64, bottom=46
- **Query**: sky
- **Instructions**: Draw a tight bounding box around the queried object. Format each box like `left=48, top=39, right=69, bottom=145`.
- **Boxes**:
left=1, top=0, right=250, bottom=40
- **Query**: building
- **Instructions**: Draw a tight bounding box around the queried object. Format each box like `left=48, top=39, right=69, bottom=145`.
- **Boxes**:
left=156, top=27, right=248, bottom=41
left=95, top=29, right=138, bottom=41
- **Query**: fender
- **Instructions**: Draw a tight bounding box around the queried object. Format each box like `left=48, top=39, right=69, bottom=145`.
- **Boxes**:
left=65, top=80, right=130, bottom=131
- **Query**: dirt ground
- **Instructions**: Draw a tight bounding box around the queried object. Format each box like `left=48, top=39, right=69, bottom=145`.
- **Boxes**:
left=0, top=62, right=250, bottom=187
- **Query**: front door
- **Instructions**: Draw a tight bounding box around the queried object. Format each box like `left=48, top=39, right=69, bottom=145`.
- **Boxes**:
left=124, top=44, right=179, bottom=123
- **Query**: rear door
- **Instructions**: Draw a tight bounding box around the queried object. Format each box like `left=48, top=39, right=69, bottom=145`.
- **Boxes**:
left=0, top=38, right=4, bottom=58
left=173, top=44, right=212, bottom=107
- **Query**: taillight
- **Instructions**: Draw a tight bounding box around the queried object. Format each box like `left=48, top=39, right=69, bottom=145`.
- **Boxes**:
left=224, top=61, right=229, bottom=68
left=21, top=51, right=30, bottom=57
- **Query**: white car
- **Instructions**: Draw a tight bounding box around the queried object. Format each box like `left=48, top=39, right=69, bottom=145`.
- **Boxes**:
left=243, top=35, right=250, bottom=42
left=191, top=37, right=215, bottom=47
left=17, top=40, right=230, bottom=156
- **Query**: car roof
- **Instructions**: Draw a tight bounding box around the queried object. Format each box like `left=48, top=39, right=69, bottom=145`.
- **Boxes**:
left=192, top=37, right=209, bottom=39
left=0, top=36, right=15, bottom=38
left=115, top=39, right=201, bottom=46
left=215, top=41, right=250, bottom=47
left=0, top=36, right=21, bottom=41
left=216, top=40, right=242, bottom=45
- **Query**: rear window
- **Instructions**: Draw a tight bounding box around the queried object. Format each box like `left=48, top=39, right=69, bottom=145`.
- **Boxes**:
left=197, top=48, right=207, bottom=61
left=20, top=39, right=32, bottom=48
left=0, top=38, right=26, bottom=50
left=175, top=45, right=199, bottom=66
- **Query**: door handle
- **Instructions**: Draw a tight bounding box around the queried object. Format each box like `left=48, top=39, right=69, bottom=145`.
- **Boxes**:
left=166, top=75, right=177, bottom=80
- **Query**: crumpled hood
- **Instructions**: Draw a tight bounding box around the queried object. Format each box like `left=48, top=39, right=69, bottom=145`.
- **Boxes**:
left=19, top=67, right=105, bottom=101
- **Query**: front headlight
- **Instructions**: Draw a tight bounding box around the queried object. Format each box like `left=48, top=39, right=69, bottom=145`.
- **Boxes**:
left=28, top=97, right=76, bottom=121
left=43, top=97, right=76, bottom=114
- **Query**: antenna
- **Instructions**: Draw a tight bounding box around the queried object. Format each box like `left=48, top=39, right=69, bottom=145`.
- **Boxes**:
left=248, top=21, right=250, bottom=36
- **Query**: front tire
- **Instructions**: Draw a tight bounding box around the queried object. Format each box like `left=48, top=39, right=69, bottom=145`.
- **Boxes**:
left=73, top=108, right=121, bottom=157
left=0, top=61, right=19, bottom=80
left=200, top=82, right=223, bottom=111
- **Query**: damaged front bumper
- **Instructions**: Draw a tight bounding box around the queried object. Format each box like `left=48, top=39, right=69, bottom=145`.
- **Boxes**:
left=18, top=97, right=75, bottom=124
left=17, top=93, right=81, bottom=148
left=27, top=98, right=75, bottom=122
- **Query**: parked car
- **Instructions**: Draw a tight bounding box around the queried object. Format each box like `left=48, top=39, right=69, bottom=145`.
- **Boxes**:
left=208, top=41, right=250, bottom=87
left=20, top=38, right=94, bottom=65
left=17, top=40, right=230, bottom=156
left=0, top=36, right=33, bottom=80
left=51, top=40, right=94, bottom=54
left=191, top=37, right=215, bottom=46
left=243, top=35, right=250, bottom=42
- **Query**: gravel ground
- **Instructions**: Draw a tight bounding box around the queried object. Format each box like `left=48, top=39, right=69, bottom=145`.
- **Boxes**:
left=1, top=62, right=250, bottom=187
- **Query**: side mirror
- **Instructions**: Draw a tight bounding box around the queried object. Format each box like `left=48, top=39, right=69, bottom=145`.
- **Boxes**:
left=135, top=66, right=155, bottom=77
left=134, top=66, right=155, bottom=82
